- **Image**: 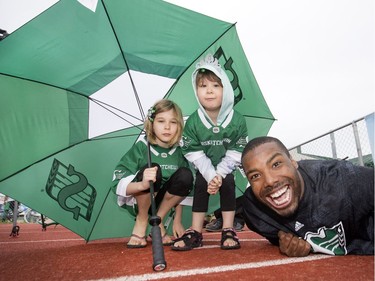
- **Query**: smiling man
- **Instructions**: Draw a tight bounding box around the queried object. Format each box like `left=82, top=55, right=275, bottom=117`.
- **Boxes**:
left=241, top=136, right=374, bottom=257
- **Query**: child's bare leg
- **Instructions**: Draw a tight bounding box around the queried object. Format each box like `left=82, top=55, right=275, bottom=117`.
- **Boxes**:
left=172, top=204, right=185, bottom=238
left=156, top=192, right=184, bottom=243
left=128, top=193, right=150, bottom=246
left=222, top=210, right=237, bottom=247
left=191, top=212, right=206, bottom=233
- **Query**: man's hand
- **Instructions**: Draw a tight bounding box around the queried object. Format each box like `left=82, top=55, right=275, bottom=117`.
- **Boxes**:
left=278, top=230, right=311, bottom=257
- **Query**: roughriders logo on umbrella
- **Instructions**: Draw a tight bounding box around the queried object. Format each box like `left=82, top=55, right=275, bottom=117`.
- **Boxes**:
left=45, top=159, right=97, bottom=222
left=213, top=47, right=243, bottom=106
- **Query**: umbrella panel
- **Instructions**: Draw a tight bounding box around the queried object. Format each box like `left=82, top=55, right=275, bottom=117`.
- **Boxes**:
left=0, top=0, right=274, bottom=241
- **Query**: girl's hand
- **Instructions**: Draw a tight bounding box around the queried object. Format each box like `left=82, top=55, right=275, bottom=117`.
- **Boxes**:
left=141, top=166, right=158, bottom=190
left=209, top=175, right=222, bottom=188
left=207, top=182, right=219, bottom=195
left=207, top=185, right=218, bottom=195
left=207, top=175, right=222, bottom=194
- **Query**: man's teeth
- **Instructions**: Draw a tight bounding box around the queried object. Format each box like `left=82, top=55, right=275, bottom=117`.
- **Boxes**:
left=270, top=186, right=290, bottom=206
left=270, top=186, right=288, bottom=198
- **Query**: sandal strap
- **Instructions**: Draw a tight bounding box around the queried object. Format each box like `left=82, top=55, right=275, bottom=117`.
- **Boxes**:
left=221, top=228, right=240, bottom=244
left=173, top=228, right=203, bottom=247
left=131, top=233, right=146, bottom=240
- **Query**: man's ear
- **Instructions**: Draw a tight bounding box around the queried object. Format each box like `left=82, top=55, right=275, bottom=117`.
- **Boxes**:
left=291, top=158, right=298, bottom=169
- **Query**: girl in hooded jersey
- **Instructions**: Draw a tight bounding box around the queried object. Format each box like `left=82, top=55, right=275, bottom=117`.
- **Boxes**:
left=111, top=99, right=193, bottom=248
left=172, top=54, right=248, bottom=251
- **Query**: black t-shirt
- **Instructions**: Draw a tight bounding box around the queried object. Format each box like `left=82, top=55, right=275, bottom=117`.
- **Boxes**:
left=243, top=160, right=374, bottom=255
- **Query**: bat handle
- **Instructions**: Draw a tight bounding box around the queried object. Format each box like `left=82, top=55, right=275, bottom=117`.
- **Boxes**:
left=150, top=223, right=167, bottom=271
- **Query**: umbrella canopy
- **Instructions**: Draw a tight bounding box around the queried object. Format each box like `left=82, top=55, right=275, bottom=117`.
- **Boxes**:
left=0, top=0, right=275, bottom=241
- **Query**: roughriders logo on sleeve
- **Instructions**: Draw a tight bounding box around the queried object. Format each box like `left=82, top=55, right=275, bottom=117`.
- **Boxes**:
left=236, top=136, right=248, bottom=149
left=180, top=136, right=192, bottom=150
left=304, top=222, right=347, bottom=255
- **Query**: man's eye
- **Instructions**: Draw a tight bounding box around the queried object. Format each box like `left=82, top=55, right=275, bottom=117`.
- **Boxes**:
left=249, top=174, right=259, bottom=180
left=273, top=161, right=281, bottom=168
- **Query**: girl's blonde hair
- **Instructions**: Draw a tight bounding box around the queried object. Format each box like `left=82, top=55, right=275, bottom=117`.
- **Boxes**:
left=144, top=99, right=184, bottom=147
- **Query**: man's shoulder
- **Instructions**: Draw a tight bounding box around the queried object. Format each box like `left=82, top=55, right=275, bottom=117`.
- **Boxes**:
left=298, top=159, right=362, bottom=188
left=243, top=187, right=259, bottom=204
left=298, top=159, right=354, bottom=172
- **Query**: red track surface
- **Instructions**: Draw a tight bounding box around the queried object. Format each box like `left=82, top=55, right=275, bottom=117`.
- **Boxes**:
left=0, top=223, right=373, bottom=281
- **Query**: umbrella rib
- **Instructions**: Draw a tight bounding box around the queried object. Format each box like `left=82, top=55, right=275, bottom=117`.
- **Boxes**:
left=0, top=131, right=144, bottom=184
left=242, top=114, right=277, bottom=121
left=164, top=23, right=276, bottom=124
left=85, top=187, right=113, bottom=242
left=0, top=72, right=91, bottom=98
left=0, top=73, right=148, bottom=125
left=92, top=132, right=145, bottom=141
left=165, top=23, right=238, bottom=100
left=89, top=97, right=143, bottom=123
left=88, top=98, right=144, bottom=137
left=101, top=0, right=146, bottom=122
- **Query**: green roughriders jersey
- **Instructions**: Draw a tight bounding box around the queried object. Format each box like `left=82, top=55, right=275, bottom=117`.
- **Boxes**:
left=112, top=136, right=190, bottom=207
left=181, top=108, right=248, bottom=182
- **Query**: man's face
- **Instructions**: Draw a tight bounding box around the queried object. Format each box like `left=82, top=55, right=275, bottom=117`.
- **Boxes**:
left=242, top=142, right=304, bottom=217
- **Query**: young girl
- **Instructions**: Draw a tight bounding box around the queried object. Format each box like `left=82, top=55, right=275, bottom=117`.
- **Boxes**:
left=111, top=99, right=193, bottom=248
left=172, top=54, right=248, bottom=251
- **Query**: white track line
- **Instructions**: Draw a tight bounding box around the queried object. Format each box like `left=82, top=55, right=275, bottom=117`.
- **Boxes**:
left=90, top=255, right=332, bottom=281
left=0, top=238, right=83, bottom=244
left=0, top=237, right=264, bottom=245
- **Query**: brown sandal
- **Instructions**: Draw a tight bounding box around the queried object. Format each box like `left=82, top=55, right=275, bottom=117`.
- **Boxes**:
left=127, top=233, right=147, bottom=248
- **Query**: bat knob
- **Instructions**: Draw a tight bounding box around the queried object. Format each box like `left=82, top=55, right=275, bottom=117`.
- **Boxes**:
left=153, top=261, right=167, bottom=272
left=149, top=215, right=161, bottom=226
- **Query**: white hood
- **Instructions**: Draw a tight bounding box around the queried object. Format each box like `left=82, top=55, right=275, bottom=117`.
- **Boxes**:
left=192, top=54, right=234, bottom=125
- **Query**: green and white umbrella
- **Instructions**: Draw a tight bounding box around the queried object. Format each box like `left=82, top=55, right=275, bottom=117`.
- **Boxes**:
left=0, top=0, right=274, bottom=241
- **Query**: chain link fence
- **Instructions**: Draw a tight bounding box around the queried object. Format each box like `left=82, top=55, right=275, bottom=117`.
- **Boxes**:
left=289, top=113, right=374, bottom=168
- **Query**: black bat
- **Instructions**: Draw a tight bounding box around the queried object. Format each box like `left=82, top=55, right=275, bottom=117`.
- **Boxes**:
left=146, top=140, right=167, bottom=271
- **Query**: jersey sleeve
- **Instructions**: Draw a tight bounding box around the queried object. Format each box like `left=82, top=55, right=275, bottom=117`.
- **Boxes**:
left=216, top=114, right=248, bottom=178
left=111, top=140, right=146, bottom=206
left=181, top=116, right=216, bottom=182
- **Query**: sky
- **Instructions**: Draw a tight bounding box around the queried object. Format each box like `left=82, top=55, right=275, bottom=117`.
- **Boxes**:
left=0, top=0, right=374, bottom=149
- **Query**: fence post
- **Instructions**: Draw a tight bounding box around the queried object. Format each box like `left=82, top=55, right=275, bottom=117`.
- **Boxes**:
left=352, top=121, right=364, bottom=166
left=330, top=132, right=337, bottom=159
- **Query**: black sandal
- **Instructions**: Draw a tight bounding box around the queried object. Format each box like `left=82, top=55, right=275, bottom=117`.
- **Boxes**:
left=221, top=227, right=241, bottom=250
left=171, top=229, right=203, bottom=251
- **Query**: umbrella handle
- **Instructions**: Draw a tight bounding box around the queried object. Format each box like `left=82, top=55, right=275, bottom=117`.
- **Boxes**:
left=147, top=140, right=167, bottom=271
left=150, top=219, right=167, bottom=271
